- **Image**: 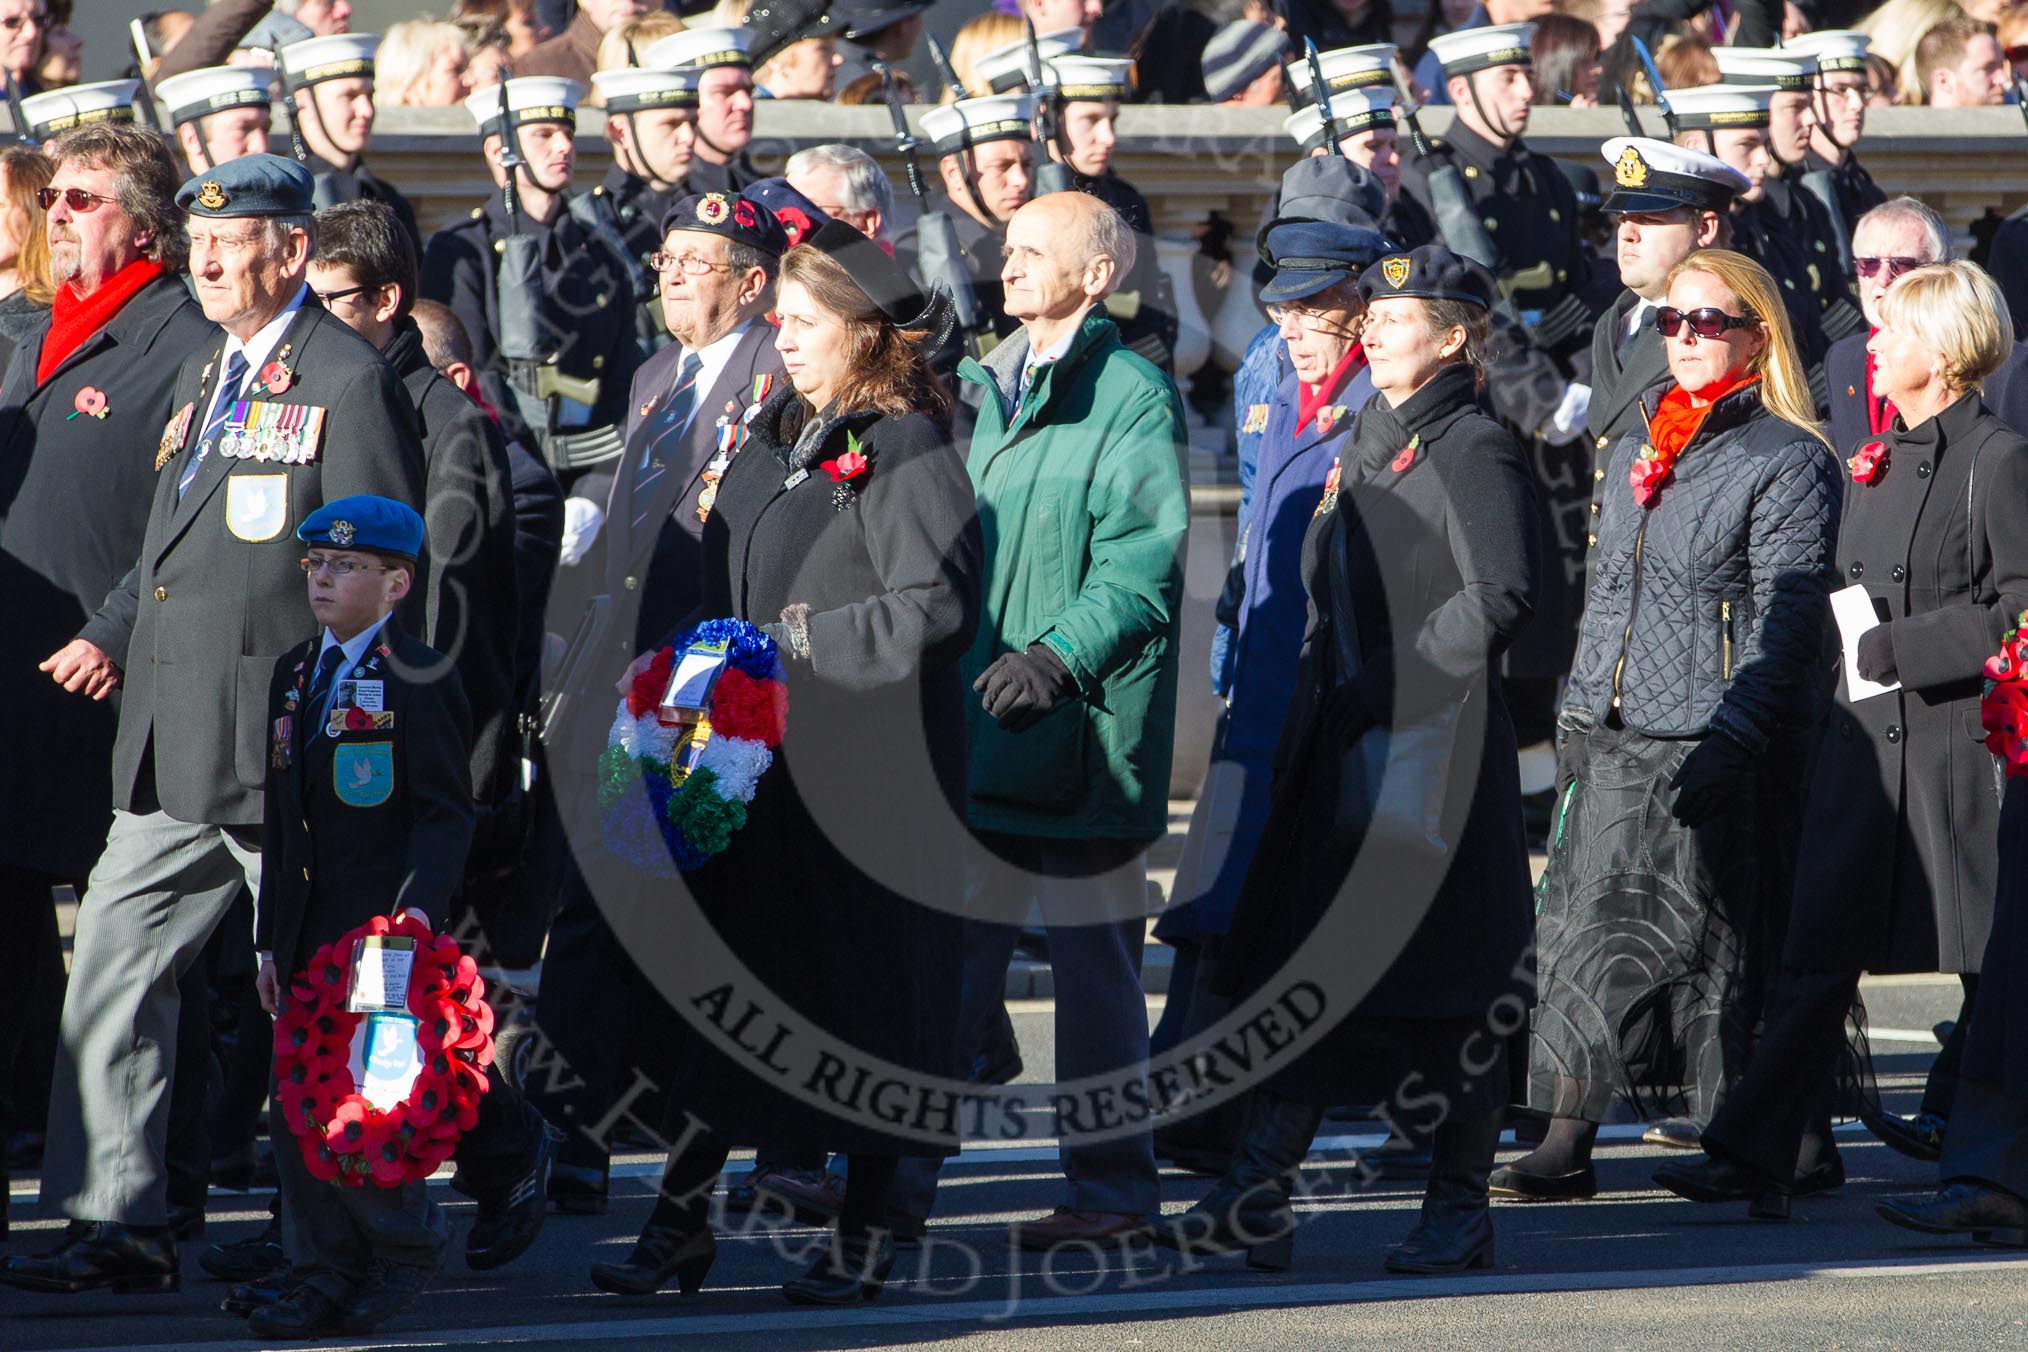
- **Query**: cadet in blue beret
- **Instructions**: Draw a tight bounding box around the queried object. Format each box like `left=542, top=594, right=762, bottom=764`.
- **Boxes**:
left=245, top=492, right=473, bottom=1336
left=175, top=151, right=316, bottom=218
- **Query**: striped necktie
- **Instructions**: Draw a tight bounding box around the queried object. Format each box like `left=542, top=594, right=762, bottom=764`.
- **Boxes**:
left=631, top=352, right=705, bottom=531
left=177, top=349, right=249, bottom=501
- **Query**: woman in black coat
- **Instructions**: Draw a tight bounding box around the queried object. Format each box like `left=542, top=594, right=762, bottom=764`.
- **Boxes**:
left=1152, top=245, right=1539, bottom=1277
left=1501, top=250, right=1842, bottom=1203
left=1657, top=260, right=2028, bottom=1215
left=588, top=223, right=983, bottom=1304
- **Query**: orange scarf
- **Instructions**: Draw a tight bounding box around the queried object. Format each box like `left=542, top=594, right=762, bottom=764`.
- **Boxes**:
left=1630, top=373, right=1759, bottom=507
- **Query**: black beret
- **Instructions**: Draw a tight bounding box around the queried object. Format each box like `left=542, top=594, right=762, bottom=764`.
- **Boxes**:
left=1359, top=244, right=1495, bottom=311
left=659, top=191, right=791, bottom=258
left=799, top=219, right=933, bottom=326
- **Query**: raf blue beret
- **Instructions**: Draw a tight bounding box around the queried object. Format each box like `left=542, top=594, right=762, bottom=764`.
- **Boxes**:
left=1258, top=219, right=1394, bottom=305
left=298, top=495, right=425, bottom=560
left=659, top=191, right=791, bottom=258
left=176, top=153, right=316, bottom=219
left=1359, top=244, right=1495, bottom=312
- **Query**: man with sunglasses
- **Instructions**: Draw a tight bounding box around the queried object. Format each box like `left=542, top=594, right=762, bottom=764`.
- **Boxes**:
left=153, top=64, right=274, bottom=179
left=1824, top=198, right=1952, bottom=460
left=0, top=122, right=216, bottom=1245
left=588, top=64, right=705, bottom=360
left=278, top=33, right=420, bottom=253
left=4, top=151, right=424, bottom=1301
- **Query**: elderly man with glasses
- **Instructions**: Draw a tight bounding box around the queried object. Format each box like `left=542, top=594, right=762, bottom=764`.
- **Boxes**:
left=1, top=151, right=423, bottom=1299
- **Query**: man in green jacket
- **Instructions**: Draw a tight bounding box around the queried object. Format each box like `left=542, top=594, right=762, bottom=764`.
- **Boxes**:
left=892, top=190, right=1190, bottom=1247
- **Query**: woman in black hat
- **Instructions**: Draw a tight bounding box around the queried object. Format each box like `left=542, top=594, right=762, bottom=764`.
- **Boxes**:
left=1152, top=244, right=1539, bottom=1277
left=589, top=222, right=983, bottom=1306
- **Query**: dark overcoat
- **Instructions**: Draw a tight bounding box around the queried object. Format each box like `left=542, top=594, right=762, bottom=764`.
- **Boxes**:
left=75, top=298, right=425, bottom=828
left=306, top=153, right=421, bottom=252
left=1786, top=392, right=2028, bottom=974
left=1824, top=330, right=1873, bottom=459
left=255, top=624, right=474, bottom=973
left=1962, top=776, right=2028, bottom=1095
left=0, top=274, right=215, bottom=877
left=1586, top=290, right=1670, bottom=475
left=1216, top=362, right=1539, bottom=1056
left=663, top=392, right=982, bottom=1153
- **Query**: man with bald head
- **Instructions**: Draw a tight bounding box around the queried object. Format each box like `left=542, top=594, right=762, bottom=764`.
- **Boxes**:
left=891, top=190, right=1189, bottom=1249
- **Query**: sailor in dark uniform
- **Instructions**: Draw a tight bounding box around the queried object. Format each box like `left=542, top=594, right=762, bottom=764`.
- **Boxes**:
left=1669, top=83, right=1832, bottom=400
left=153, top=65, right=274, bottom=176
left=15, top=79, right=142, bottom=153
left=643, top=27, right=760, bottom=197
left=901, top=93, right=1038, bottom=342
left=1789, top=31, right=1887, bottom=254
left=1714, top=48, right=1864, bottom=349
left=419, top=76, right=643, bottom=508
left=1282, top=43, right=1435, bottom=250
left=277, top=33, right=421, bottom=250
left=588, top=64, right=706, bottom=358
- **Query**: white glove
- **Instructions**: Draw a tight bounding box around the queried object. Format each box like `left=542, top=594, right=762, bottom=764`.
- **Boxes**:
left=1543, top=383, right=1592, bottom=445
left=558, top=497, right=605, bottom=567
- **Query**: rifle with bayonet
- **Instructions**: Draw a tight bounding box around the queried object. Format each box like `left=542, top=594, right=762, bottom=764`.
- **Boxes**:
left=1, top=69, right=27, bottom=146
left=1304, top=38, right=1345, bottom=158
left=927, top=33, right=965, bottom=100
left=1388, top=62, right=1502, bottom=274
left=272, top=48, right=311, bottom=165
left=127, top=20, right=167, bottom=134
left=1631, top=36, right=1677, bottom=141
left=1026, top=19, right=1076, bottom=196
left=490, top=83, right=566, bottom=468
left=877, top=61, right=987, bottom=361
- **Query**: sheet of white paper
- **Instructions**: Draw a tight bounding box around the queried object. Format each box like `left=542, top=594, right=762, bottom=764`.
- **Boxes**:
left=1831, top=583, right=1901, bottom=700
left=347, top=937, right=415, bottom=1013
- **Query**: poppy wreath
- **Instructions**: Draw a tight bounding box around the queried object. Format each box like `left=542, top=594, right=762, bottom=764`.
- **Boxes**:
left=272, top=912, right=494, bottom=1187
left=597, top=617, right=788, bottom=875
left=1981, top=608, right=2028, bottom=778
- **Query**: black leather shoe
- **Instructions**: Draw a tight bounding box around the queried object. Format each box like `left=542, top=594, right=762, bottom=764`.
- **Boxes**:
left=468, top=1127, right=555, bottom=1270
left=589, top=1223, right=716, bottom=1296
left=220, top=1273, right=290, bottom=1317
left=1385, top=1206, right=1494, bottom=1274
left=783, top=1230, right=896, bottom=1306
left=246, top=1284, right=348, bottom=1338
left=1792, top=1155, right=1845, bottom=1198
left=1642, top=1118, right=1704, bottom=1151
left=1878, top=1181, right=2028, bottom=1246
left=1152, top=1125, right=1235, bottom=1178
left=201, top=1214, right=288, bottom=1282
left=1861, top=1109, right=1947, bottom=1163
left=210, top=1141, right=259, bottom=1191
left=1386, top=1113, right=1502, bottom=1275
left=0, top=1221, right=179, bottom=1294
left=1653, top=1155, right=1789, bottom=1217
left=1488, top=1163, right=1597, bottom=1201
left=549, top=1160, right=609, bottom=1216
left=342, top=1259, right=438, bottom=1333
left=166, top=1204, right=205, bottom=1241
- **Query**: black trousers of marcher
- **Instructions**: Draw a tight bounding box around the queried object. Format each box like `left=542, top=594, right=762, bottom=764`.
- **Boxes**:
left=1701, top=967, right=1858, bottom=1182
left=0, top=866, right=70, bottom=1144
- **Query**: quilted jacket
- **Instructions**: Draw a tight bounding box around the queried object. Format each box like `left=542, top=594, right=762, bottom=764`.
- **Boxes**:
left=1562, top=383, right=1841, bottom=752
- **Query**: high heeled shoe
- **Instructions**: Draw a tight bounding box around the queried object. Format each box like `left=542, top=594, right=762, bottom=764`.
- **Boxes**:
left=1147, top=1091, right=1325, bottom=1272
left=589, top=1223, right=717, bottom=1296
left=782, top=1230, right=896, bottom=1306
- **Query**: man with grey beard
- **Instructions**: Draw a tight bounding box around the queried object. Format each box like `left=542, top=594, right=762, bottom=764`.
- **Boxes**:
left=0, top=123, right=214, bottom=1238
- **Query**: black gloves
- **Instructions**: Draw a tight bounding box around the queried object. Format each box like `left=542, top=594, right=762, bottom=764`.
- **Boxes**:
left=1856, top=622, right=1898, bottom=685
left=975, top=644, right=1078, bottom=732
left=1668, top=730, right=1753, bottom=827
left=1555, top=730, right=1587, bottom=800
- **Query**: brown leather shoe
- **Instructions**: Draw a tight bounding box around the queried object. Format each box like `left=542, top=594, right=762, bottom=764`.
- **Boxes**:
left=1012, top=1208, right=1148, bottom=1251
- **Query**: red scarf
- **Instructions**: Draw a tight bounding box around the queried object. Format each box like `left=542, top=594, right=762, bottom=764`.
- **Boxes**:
left=1295, top=343, right=1366, bottom=437
left=1863, top=331, right=1898, bottom=436
left=1630, top=372, right=1759, bottom=507
left=38, top=258, right=165, bottom=386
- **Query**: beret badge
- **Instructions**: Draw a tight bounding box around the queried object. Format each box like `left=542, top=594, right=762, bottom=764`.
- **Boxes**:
left=1614, top=146, right=1648, bottom=189
left=197, top=180, right=229, bottom=210
left=1381, top=256, right=1410, bottom=289
left=696, top=193, right=730, bottom=225
left=329, top=520, right=355, bottom=546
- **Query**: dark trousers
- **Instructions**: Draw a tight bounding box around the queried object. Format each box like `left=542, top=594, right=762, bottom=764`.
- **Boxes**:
left=0, top=866, right=69, bottom=1143
left=270, top=1097, right=448, bottom=1297
left=1940, top=1077, right=2028, bottom=1199
left=1702, top=967, right=1858, bottom=1181
left=1922, top=975, right=1980, bottom=1119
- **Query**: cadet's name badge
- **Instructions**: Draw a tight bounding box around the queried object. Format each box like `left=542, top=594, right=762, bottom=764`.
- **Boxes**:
left=217, top=401, right=327, bottom=465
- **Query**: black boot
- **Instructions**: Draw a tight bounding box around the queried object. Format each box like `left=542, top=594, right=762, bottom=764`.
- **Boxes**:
left=782, top=1229, right=897, bottom=1306
left=200, top=1209, right=287, bottom=1282
left=467, top=1124, right=556, bottom=1270
left=1148, top=1091, right=1325, bottom=1272
left=589, top=1222, right=717, bottom=1296
left=0, top=1221, right=179, bottom=1294
left=1385, top=1113, right=1500, bottom=1275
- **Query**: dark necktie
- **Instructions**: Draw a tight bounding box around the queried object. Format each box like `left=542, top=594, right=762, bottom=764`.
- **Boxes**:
left=305, top=645, right=347, bottom=737
left=631, top=352, right=705, bottom=532
left=177, top=350, right=250, bottom=501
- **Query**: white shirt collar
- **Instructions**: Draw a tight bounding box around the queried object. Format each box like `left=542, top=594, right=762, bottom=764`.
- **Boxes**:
left=315, top=613, right=393, bottom=681
left=1023, top=323, right=1080, bottom=371
left=223, top=283, right=309, bottom=392
left=683, top=319, right=755, bottom=402
left=1626, top=296, right=1656, bottom=340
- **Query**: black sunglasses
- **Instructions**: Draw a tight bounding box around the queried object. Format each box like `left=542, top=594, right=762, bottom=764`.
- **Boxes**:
left=1656, top=305, right=1758, bottom=339
left=1854, top=255, right=1924, bottom=282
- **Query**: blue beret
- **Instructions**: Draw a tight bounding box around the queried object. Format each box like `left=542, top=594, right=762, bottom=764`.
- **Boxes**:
left=1359, top=244, right=1495, bottom=312
left=659, top=190, right=790, bottom=258
left=176, top=153, right=316, bottom=219
left=1258, top=219, right=1394, bottom=305
left=741, top=177, right=832, bottom=246
left=298, top=495, right=425, bottom=560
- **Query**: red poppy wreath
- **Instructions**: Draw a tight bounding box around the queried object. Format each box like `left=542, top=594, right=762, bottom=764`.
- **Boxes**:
left=272, top=912, right=494, bottom=1187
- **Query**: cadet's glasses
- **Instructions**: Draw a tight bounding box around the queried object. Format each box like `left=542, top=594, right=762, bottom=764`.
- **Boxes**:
left=36, top=187, right=117, bottom=213
left=1656, top=306, right=1757, bottom=339
left=300, top=558, right=397, bottom=579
